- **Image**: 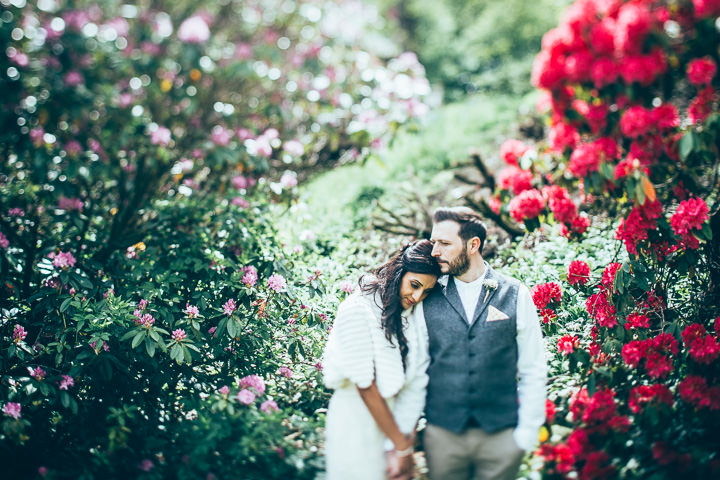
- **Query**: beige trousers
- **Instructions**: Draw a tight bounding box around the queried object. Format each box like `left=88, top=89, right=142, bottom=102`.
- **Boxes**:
left=424, top=424, right=525, bottom=480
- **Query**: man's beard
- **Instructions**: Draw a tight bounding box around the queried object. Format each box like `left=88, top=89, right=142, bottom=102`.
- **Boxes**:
left=446, top=246, right=470, bottom=276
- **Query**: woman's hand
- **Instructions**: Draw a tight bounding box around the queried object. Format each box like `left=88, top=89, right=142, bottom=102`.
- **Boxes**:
left=385, top=448, right=414, bottom=480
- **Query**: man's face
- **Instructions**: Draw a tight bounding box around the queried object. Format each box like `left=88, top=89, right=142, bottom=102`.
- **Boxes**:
left=430, top=220, right=470, bottom=276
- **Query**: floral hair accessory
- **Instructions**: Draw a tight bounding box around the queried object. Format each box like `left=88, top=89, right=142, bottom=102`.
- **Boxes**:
left=483, top=278, right=498, bottom=303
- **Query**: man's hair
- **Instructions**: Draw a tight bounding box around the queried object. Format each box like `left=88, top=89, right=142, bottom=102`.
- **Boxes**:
left=432, top=206, right=487, bottom=251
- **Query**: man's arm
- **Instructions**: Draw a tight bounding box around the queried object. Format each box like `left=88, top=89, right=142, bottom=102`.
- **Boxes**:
left=513, top=284, right=548, bottom=451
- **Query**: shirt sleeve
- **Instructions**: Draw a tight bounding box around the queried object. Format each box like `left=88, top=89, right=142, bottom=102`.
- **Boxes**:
left=513, top=284, right=548, bottom=452
left=328, top=296, right=375, bottom=389
left=392, top=303, right=430, bottom=435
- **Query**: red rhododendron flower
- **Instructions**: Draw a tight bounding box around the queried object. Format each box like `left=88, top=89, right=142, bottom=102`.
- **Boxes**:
left=614, top=1, right=653, bottom=54
left=581, top=388, right=616, bottom=424
left=580, top=452, right=615, bottom=480
left=601, top=262, right=622, bottom=289
left=609, top=415, right=631, bottom=432
left=569, top=387, right=590, bottom=421
left=509, top=189, right=546, bottom=223
left=532, top=282, right=563, bottom=309
left=714, top=316, right=720, bottom=336
left=620, top=49, right=668, bottom=86
left=622, top=340, right=646, bottom=368
left=693, top=0, right=720, bottom=19
left=549, top=122, right=580, bottom=152
left=540, top=308, right=557, bottom=324
left=682, top=323, right=707, bottom=345
left=589, top=17, right=616, bottom=55
left=591, top=56, right=620, bottom=88
left=566, top=428, right=590, bottom=457
left=546, top=398, right=557, bottom=424
left=687, top=57, right=717, bottom=86
left=652, top=103, right=681, bottom=131
left=629, top=384, right=673, bottom=413
left=548, top=194, right=577, bottom=224
left=567, top=260, right=590, bottom=286
left=625, top=312, right=650, bottom=329
left=645, top=351, right=674, bottom=378
left=569, top=215, right=591, bottom=235
left=688, top=335, right=720, bottom=365
left=565, top=49, right=594, bottom=83
left=678, top=375, right=720, bottom=410
left=532, top=50, right=566, bottom=90
left=558, top=334, right=578, bottom=355
left=688, top=87, right=716, bottom=124
left=616, top=200, right=663, bottom=254
left=498, top=166, right=533, bottom=195
left=670, top=197, right=709, bottom=237
left=488, top=195, right=501, bottom=214
left=499, top=139, right=529, bottom=166
left=620, top=105, right=654, bottom=138
left=538, top=443, right=575, bottom=474
left=586, top=291, right=617, bottom=328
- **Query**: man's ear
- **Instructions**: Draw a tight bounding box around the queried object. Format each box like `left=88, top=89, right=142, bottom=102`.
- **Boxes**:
left=467, top=237, right=481, bottom=254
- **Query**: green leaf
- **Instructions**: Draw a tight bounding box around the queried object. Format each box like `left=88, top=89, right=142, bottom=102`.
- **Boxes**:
left=60, top=297, right=73, bottom=312
left=131, top=330, right=146, bottom=349
left=170, top=344, right=183, bottom=363
left=61, top=391, right=71, bottom=408
left=679, top=131, right=696, bottom=161
left=183, top=346, right=193, bottom=364
left=145, top=339, right=156, bottom=357
left=120, top=330, right=137, bottom=342
left=227, top=318, right=238, bottom=338
left=700, top=222, right=713, bottom=240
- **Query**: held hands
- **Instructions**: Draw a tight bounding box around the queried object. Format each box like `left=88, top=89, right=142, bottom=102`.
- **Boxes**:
left=385, top=436, right=415, bottom=480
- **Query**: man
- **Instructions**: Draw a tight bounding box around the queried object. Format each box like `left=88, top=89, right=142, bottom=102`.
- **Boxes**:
left=423, top=206, right=547, bottom=480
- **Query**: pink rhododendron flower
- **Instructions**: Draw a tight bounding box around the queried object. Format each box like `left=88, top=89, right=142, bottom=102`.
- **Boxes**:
left=283, top=140, right=304, bottom=156
left=223, top=299, right=236, bottom=316
left=185, top=304, right=199, bottom=318
left=280, top=172, right=298, bottom=189
left=59, top=375, right=74, bottom=390
left=238, top=374, right=265, bottom=395
left=149, top=126, right=171, bottom=146
left=620, top=105, right=654, bottom=138
left=586, top=291, right=617, bottom=328
left=242, top=266, right=258, bottom=287
left=278, top=366, right=293, bottom=378
left=688, top=87, right=716, bottom=124
left=3, top=402, right=21, bottom=419
left=0, top=232, right=8, bottom=249
left=540, top=308, right=557, bottom=324
left=544, top=186, right=577, bottom=224
left=12, top=325, right=26, bottom=343
left=601, top=262, right=622, bottom=289
left=218, top=385, right=230, bottom=395
left=30, top=366, right=46, bottom=380
left=508, top=189, right=545, bottom=223
left=138, top=459, right=154, bottom=472
left=177, top=16, right=210, bottom=43
left=340, top=281, right=354, bottom=294
left=64, top=71, right=84, bottom=87
left=49, top=251, right=77, bottom=269
left=171, top=329, right=186, bottom=342
left=693, top=0, right=720, bottom=20
left=567, top=260, right=590, bottom=286
left=210, top=125, right=233, bottom=146
left=58, top=196, right=84, bottom=211
left=237, top=389, right=255, bottom=405
left=231, top=197, right=249, bottom=208
left=497, top=166, right=533, bottom=195
left=268, top=273, right=287, bottom=292
left=260, top=399, right=279, bottom=414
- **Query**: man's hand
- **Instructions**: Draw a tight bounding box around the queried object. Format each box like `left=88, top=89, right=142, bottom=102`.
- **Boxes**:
left=385, top=449, right=414, bottom=480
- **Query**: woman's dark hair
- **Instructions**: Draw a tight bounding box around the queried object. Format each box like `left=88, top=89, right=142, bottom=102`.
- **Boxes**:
left=359, top=239, right=441, bottom=370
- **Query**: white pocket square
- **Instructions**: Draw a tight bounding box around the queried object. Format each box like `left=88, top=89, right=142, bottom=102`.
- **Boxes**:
left=487, top=305, right=509, bottom=322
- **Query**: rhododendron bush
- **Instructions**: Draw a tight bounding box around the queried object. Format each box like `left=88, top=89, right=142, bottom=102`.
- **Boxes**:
left=486, top=0, right=719, bottom=478
left=0, top=0, right=429, bottom=477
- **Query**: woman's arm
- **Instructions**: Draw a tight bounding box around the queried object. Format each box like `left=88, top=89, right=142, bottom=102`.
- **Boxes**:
left=357, top=381, right=414, bottom=478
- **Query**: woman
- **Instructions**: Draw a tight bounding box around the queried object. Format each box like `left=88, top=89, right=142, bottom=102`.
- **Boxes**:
left=322, top=239, right=441, bottom=480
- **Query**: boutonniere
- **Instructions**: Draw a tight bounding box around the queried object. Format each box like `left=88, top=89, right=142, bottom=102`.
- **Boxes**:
left=483, top=279, right=498, bottom=303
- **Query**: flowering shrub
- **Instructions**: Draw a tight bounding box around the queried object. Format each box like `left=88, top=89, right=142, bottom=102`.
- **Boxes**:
left=486, top=0, right=720, bottom=477
left=0, top=0, right=430, bottom=476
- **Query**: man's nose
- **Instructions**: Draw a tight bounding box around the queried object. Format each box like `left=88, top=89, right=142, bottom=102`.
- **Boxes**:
left=431, top=244, right=440, bottom=257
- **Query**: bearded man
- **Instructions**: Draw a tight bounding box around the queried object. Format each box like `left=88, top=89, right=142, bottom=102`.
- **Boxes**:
left=422, top=206, right=547, bottom=480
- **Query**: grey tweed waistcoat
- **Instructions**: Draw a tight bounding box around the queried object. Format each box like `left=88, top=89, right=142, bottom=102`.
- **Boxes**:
left=424, top=266, right=520, bottom=433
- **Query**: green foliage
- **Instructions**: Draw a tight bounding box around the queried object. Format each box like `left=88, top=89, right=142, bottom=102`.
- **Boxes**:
left=378, top=0, right=566, bottom=99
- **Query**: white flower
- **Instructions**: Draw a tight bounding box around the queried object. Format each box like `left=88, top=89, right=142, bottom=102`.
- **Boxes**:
left=483, top=278, right=498, bottom=302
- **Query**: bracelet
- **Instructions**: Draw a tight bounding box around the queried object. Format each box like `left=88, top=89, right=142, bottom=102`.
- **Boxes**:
left=394, top=445, right=414, bottom=457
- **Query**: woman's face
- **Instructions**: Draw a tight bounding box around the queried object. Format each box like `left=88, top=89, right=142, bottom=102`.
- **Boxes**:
left=399, top=271, right=437, bottom=310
